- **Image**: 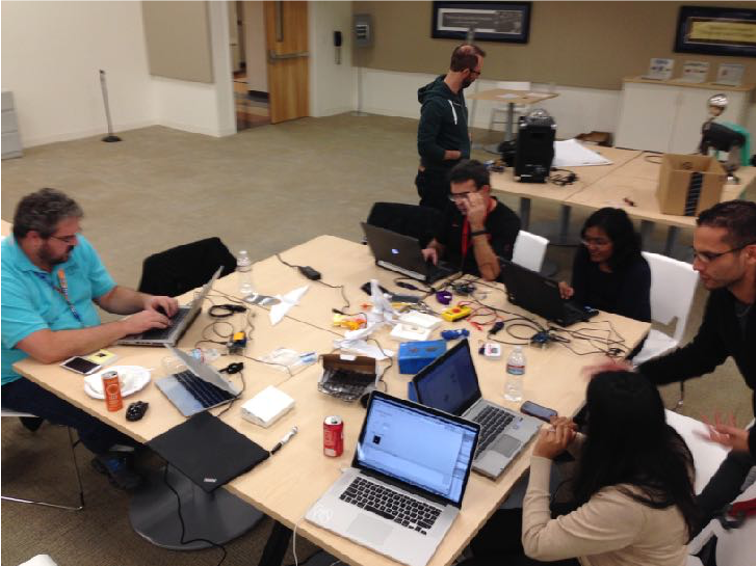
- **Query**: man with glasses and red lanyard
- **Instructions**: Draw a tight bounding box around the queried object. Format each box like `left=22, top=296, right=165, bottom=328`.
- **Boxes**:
left=1, top=188, right=179, bottom=489
left=634, top=200, right=756, bottom=531
left=422, top=159, right=520, bottom=281
left=415, top=44, right=485, bottom=211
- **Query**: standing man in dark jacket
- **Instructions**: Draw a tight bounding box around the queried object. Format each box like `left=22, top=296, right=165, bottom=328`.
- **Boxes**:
left=638, top=200, right=756, bottom=529
left=416, top=44, right=486, bottom=211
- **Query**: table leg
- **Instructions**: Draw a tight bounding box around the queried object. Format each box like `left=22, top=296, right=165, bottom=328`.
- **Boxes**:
left=519, top=198, right=531, bottom=230
left=129, top=466, right=265, bottom=550
left=640, top=220, right=654, bottom=249
left=505, top=103, right=515, bottom=142
left=257, top=521, right=294, bottom=566
left=664, top=226, right=679, bottom=257
left=558, top=205, right=572, bottom=243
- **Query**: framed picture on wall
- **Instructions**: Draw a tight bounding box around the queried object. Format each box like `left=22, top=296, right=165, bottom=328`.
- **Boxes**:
left=431, top=2, right=532, bottom=44
left=674, top=5, right=756, bottom=57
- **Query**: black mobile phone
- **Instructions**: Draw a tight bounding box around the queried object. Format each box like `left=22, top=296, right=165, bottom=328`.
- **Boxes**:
left=520, top=400, right=557, bottom=422
left=60, top=356, right=102, bottom=376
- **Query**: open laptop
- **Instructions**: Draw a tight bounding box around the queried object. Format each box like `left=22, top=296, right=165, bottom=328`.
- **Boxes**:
left=361, top=222, right=457, bottom=284
left=410, top=340, right=541, bottom=480
left=154, top=345, right=240, bottom=417
left=118, top=266, right=223, bottom=346
left=305, top=391, right=479, bottom=566
left=499, top=260, right=598, bottom=327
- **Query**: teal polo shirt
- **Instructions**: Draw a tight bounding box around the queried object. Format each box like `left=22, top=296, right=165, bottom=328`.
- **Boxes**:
left=1, top=235, right=116, bottom=385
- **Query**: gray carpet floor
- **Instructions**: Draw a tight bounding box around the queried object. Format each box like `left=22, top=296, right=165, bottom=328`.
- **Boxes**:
left=1, top=114, right=753, bottom=566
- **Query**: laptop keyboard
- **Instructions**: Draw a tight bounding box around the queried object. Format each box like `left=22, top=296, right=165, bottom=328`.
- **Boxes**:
left=318, top=369, right=375, bottom=402
left=472, top=406, right=515, bottom=455
left=377, top=260, right=425, bottom=282
left=173, top=370, right=234, bottom=408
left=135, top=308, right=189, bottom=340
left=340, top=476, right=441, bottom=535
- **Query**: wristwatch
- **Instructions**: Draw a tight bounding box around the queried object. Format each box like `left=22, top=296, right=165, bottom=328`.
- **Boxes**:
left=470, top=230, right=488, bottom=237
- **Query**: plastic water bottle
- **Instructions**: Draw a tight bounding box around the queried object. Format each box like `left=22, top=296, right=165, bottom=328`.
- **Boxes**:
left=505, top=346, right=526, bottom=402
left=236, top=250, right=253, bottom=296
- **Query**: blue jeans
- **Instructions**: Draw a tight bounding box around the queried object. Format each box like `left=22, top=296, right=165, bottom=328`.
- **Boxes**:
left=2, top=377, right=137, bottom=455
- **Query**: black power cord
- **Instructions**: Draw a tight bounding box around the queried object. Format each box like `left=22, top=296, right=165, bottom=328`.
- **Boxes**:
left=275, top=253, right=351, bottom=313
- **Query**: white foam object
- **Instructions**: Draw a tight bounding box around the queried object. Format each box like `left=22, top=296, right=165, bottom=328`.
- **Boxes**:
left=241, top=385, right=295, bottom=428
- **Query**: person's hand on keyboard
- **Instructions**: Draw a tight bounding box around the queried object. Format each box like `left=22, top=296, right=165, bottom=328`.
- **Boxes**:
left=145, top=295, right=179, bottom=317
left=120, top=309, right=172, bottom=335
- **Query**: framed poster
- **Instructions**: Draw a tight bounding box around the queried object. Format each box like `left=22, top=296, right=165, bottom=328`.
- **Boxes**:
left=431, top=2, right=532, bottom=44
left=674, top=5, right=756, bottom=57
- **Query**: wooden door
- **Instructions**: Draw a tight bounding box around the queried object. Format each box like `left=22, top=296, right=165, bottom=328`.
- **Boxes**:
left=264, top=1, right=309, bottom=124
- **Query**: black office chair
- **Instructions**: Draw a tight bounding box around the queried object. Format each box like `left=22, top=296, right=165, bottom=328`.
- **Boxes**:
left=365, top=202, right=442, bottom=248
left=137, top=237, right=237, bottom=298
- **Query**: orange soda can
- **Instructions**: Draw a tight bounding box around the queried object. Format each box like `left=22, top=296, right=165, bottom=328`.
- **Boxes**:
left=102, top=370, right=123, bottom=412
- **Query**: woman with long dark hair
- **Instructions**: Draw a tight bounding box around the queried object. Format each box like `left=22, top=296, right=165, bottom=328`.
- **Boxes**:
left=463, top=370, right=699, bottom=566
left=559, top=207, right=651, bottom=321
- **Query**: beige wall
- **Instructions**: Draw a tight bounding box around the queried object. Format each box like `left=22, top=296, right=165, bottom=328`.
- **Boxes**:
left=351, top=1, right=756, bottom=90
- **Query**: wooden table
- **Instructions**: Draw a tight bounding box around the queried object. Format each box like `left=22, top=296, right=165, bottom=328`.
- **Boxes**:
left=13, top=236, right=650, bottom=566
left=467, top=89, right=559, bottom=142
left=490, top=146, right=642, bottom=242
left=491, top=147, right=756, bottom=255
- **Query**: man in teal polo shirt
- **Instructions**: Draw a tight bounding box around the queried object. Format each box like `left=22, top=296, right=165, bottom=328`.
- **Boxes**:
left=2, top=188, right=179, bottom=489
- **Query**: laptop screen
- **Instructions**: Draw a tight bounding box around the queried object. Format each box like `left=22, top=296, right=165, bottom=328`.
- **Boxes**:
left=355, top=393, right=478, bottom=507
left=414, top=340, right=481, bottom=417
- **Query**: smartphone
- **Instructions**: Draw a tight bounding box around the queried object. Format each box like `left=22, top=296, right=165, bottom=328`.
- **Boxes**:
left=60, top=356, right=102, bottom=376
left=521, top=400, right=557, bottom=422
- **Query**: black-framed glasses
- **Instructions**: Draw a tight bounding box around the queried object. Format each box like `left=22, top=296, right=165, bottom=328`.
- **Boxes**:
left=690, top=240, right=756, bottom=263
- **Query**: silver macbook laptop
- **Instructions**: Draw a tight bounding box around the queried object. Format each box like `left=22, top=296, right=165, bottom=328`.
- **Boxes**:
left=118, top=266, right=223, bottom=346
left=154, top=345, right=240, bottom=417
left=361, top=222, right=457, bottom=284
left=306, top=391, right=479, bottom=566
left=410, top=339, right=541, bottom=480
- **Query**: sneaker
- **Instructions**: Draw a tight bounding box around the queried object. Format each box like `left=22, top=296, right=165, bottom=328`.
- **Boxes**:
left=91, top=452, right=144, bottom=490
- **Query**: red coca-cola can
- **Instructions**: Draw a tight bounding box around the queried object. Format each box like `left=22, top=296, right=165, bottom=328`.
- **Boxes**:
left=102, top=370, right=123, bottom=412
left=323, top=415, right=344, bottom=457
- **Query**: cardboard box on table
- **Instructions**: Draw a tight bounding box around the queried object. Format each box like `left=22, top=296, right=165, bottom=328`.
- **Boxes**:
left=657, top=154, right=726, bottom=216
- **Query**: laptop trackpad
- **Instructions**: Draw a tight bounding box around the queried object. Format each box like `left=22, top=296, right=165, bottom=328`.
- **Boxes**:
left=493, top=434, right=521, bottom=457
left=347, top=515, right=392, bottom=546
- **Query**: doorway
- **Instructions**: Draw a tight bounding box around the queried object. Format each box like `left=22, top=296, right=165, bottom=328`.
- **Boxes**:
left=229, top=1, right=270, bottom=131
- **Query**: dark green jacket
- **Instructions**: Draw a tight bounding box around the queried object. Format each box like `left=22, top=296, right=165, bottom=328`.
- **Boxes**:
left=417, top=76, right=470, bottom=169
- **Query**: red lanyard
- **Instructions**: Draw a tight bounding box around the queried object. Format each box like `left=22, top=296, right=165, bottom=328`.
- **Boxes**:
left=461, top=198, right=495, bottom=261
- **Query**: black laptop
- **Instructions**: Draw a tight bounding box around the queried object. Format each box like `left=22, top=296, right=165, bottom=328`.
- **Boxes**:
left=499, top=260, right=598, bottom=327
left=361, top=222, right=457, bottom=284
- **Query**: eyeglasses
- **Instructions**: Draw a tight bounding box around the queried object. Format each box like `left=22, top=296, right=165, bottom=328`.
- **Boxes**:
left=581, top=237, right=611, bottom=248
left=690, top=241, right=756, bottom=263
left=48, top=233, right=79, bottom=245
left=469, top=68, right=482, bottom=77
left=448, top=190, right=479, bottom=202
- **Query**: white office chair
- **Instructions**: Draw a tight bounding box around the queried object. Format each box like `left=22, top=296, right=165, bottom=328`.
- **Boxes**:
left=1, top=408, right=85, bottom=511
left=512, top=230, right=549, bottom=273
left=489, top=81, right=531, bottom=132
left=633, top=252, right=699, bottom=410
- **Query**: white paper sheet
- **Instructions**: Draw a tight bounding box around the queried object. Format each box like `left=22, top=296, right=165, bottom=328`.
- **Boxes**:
left=269, top=285, right=309, bottom=325
left=553, top=139, right=613, bottom=167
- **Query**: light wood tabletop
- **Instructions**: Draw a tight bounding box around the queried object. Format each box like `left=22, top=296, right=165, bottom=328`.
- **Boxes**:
left=565, top=152, right=756, bottom=228
left=13, top=235, right=651, bottom=566
left=466, top=89, right=559, bottom=105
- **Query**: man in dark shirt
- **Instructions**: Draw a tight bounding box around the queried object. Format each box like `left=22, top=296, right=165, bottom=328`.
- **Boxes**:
left=422, top=160, right=520, bottom=281
left=638, top=200, right=756, bottom=528
left=415, top=44, right=485, bottom=211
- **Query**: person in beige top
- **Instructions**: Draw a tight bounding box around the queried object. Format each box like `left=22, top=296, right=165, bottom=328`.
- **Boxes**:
left=462, top=370, right=698, bottom=566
